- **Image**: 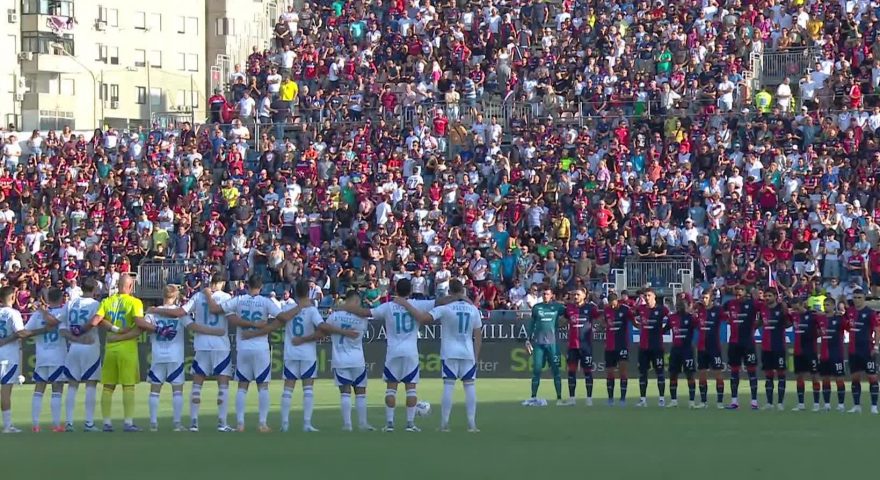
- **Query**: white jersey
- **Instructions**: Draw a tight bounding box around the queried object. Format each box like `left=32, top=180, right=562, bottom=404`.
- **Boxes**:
left=27, top=306, right=69, bottom=367
left=221, top=294, right=281, bottom=351
left=431, top=300, right=482, bottom=361
left=327, top=310, right=368, bottom=368
left=0, top=306, right=24, bottom=360
left=146, top=312, right=192, bottom=364
left=283, top=303, right=324, bottom=361
left=183, top=290, right=232, bottom=351
left=371, top=299, right=435, bottom=359
left=64, top=297, right=101, bottom=355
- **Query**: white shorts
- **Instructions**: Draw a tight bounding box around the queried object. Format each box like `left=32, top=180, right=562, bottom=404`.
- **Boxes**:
left=442, top=359, right=477, bottom=381
left=235, top=350, right=271, bottom=383
left=383, top=356, right=420, bottom=384
left=64, top=349, right=101, bottom=382
left=148, top=362, right=185, bottom=385
left=192, top=350, right=233, bottom=378
left=33, top=365, right=66, bottom=383
left=283, top=360, right=317, bottom=380
left=333, top=367, right=367, bottom=388
left=0, top=356, right=18, bottom=385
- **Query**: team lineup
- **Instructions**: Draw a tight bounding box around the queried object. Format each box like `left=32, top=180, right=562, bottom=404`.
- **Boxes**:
left=529, top=284, right=880, bottom=414
left=2, top=275, right=880, bottom=435
left=0, top=273, right=483, bottom=434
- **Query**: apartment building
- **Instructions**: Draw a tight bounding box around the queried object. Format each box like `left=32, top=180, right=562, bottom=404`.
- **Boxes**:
left=9, top=0, right=281, bottom=131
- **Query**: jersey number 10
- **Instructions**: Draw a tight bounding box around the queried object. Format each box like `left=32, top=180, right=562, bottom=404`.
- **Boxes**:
left=393, top=312, right=414, bottom=334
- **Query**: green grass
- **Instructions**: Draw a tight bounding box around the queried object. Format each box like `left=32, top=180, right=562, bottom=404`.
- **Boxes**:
left=0, top=379, right=876, bottom=479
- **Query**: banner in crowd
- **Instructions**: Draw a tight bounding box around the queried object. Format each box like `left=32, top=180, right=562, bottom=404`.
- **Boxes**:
left=14, top=310, right=817, bottom=382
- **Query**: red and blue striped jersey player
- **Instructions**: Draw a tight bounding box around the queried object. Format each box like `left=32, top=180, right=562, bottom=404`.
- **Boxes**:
left=723, top=285, right=762, bottom=410
left=561, top=288, right=601, bottom=407
left=818, top=297, right=848, bottom=412
left=758, top=290, right=791, bottom=411
left=634, top=289, right=669, bottom=408
left=845, top=290, right=880, bottom=414
left=666, top=295, right=697, bottom=408
left=791, top=297, right=821, bottom=412
left=602, top=292, right=634, bottom=407
left=695, top=291, right=728, bottom=409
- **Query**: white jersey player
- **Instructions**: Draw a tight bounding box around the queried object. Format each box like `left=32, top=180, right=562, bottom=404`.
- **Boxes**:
left=60, top=278, right=102, bottom=432
left=22, top=288, right=67, bottom=433
left=152, top=274, right=234, bottom=432
left=342, top=278, right=435, bottom=432
left=144, top=285, right=225, bottom=432
left=246, top=280, right=356, bottom=432
left=0, top=287, right=26, bottom=433
left=327, top=290, right=373, bottom=431
left=402, top=280, right=482, bottom=432
left=205, top=274, right=297, bottom=432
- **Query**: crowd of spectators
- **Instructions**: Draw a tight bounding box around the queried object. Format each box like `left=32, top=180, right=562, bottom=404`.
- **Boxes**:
left=5, top=0, right=880, bottom=313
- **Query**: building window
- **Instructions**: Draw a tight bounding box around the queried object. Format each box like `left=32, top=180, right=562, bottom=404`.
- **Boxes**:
left=176, top=16, right=185, bottom=34
left=176, top=52, right=186, bottom=71
left=110, top=84, right=119, bottom=103
left=134, top=49, right=145, bottom=67
left=96, top=45, right=118, bottom=65
left=22, top=33, right=73, bottom=55
left=150, top=50, right=162, bottom=68
left=60, top=78, right=74, bottom=96
left=175, top=90, right=187, bottom=108
left=186, top=54, right=198, bottom=72
left=136, top=86, right=146, bottom=104
left=134, top=11, right=146, bottom=30
left=187, top=17, right=198, bottom=35
left=22, top=0, right=75, bottom=17
left=216, top=17, right=234, bottom=36
left=150, top=87, right=161, bottom=107
left=149, top=13, right=161, bottom=32
left=98, top=6, right=118, bottom=27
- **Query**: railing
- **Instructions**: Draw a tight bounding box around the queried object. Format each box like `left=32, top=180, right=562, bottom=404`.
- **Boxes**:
left=135, top=260, right=192, bottom=299
left=622, top=256, right=695, bottom=295
left=754, top=47, right=821, bottom=86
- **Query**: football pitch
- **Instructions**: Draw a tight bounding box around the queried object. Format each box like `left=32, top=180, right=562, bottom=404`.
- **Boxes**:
left=0, top=379, right=875, bottom=479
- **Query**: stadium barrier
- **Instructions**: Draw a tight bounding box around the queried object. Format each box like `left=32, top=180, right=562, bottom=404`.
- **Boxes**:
left=752, top=47, right=821, bottom=87
left=135, top=260, right=191, bottom=299
left=619, top=256, right=695, bottom=296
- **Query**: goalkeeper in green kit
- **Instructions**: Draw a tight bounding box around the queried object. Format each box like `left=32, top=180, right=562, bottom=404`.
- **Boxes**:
left=524, top=286, right=566, bottom=406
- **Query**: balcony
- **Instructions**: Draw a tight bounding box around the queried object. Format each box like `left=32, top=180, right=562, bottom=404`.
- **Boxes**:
left=19, top=51, right=79, bottom=74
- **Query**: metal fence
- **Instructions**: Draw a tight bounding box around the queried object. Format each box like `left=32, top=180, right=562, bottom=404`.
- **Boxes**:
left=135, top=260, right=192, bottom=299
left=618, top=256, right=695, bottom=295
left=752, top=47, right=821, bottom=86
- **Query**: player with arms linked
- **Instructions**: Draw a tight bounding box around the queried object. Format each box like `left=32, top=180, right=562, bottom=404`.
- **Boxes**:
left=150, top=273, right=235, bottom=432
left=666, top=294, right=697, bottom=408
left=791, top=297, right=822, bottom=411
left=819, top=298, right=848, bottom=412
left=524, top=286, right=566, bottom=406
left=340, top=278, right=436, bottom=432
left=61, top=278, right=102, bottom=431
left=0, top=286, right=26, bottom=433
left=398, top=279, right=482, bottom=432
left=724, top=285, right=761, bottom=410
left=144, top=285, right=227, bottom=432
left=22, top=289, right=64, bottom=432
left=560, top=288, right=600, bottom=406
left=635, top=289, right=669, bottom=407
left=759, top=290, right=790, bottom=411
left=694, top=290, right=727, bottom=408
left=846, top=290, right=880, bottom=414
left=326, top=290, right=374, bottom=431
left=246, top=280, right=359, bottom=432
left=602, top=292, right=634, bottom=406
